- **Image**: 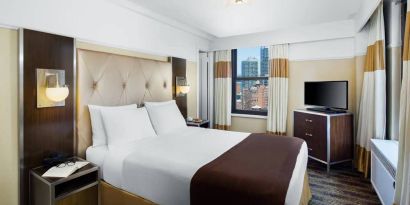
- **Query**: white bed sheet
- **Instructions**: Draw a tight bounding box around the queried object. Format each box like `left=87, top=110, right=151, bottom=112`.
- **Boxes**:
left=86, top=145, right=108, bottom=177
left=101, top=127, right=308, bottom=205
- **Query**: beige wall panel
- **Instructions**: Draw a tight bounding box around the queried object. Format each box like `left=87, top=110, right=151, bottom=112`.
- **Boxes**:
left=231, top=116, right=267, bottom=133
left=229, top=58, right=356, bottom=136
left=186, top=61, right=198, bottom=118
left=287, top=58, right=356, bottom=137
left=76, top=41, right=168, bottom=62
left=355, top=55, right=365, bottom=111
left=355, top=55, right=365, bottom=129
left=0, top=28, right=18, bottom=205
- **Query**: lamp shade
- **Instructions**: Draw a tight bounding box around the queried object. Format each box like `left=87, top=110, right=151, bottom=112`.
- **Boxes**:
left=234, top=0, right=247, bottom=4
left=178, top=85, right=190, bottom=94
left=45, top=86, right=69, bottom=102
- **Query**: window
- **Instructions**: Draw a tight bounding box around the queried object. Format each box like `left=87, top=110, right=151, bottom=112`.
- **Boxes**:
left=232, top=47, right=269, bottom=116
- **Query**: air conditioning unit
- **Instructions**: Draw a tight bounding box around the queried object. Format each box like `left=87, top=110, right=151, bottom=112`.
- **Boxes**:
left=370, top=139, right=398, bottom=205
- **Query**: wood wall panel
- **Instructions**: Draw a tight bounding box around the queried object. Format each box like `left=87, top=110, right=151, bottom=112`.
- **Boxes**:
left=21, top=29, right=74, bottom=205
left=172, top=57, right=187, bottom=118
left=330, top=115, right=354, bottom=161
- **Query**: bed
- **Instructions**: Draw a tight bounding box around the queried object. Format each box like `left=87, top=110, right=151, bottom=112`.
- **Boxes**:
left=76, top=49, right=311, bottom=205
left=86, top=127, right=308, bottom=205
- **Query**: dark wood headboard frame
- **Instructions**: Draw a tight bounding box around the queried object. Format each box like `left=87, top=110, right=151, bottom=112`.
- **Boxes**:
left=19, top=29, right=75, bottom=205
left=171, top=57, right=188, bottom=118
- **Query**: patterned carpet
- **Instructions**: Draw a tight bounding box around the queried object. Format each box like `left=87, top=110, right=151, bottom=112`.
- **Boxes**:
left=307, top=160, right=381, bottom=205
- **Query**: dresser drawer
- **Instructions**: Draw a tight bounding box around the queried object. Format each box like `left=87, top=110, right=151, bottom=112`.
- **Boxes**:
left=294, top=111, right=327, bottom=161
left=294, top=112, right=309, bottom=139
left=304, top=130, right=327, bottom=161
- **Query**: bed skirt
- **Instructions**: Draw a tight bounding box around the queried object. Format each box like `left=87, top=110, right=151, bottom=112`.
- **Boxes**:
left=100, top=172, right=312, bottom=205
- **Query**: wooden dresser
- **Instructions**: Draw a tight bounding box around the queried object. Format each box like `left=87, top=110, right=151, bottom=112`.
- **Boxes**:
left=293, top=109, right=353, bottom=172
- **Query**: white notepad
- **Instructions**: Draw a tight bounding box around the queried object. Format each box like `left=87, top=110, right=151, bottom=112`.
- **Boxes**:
left=42, top=161, right=89, bottom=178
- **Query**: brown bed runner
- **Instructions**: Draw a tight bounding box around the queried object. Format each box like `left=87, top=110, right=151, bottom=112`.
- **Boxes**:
left=190, top=133, right=304, bottom=205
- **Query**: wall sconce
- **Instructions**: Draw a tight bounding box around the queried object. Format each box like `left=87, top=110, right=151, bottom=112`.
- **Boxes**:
left=37, top=69, right=69, bottom=108
left=176, top=76, right=190, bottom=97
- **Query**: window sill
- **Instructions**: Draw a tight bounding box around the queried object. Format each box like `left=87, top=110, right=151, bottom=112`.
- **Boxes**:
left=231, top=113, right=267, bottom=119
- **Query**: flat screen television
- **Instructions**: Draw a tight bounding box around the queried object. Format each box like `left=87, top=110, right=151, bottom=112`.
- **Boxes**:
left=304, top=81, right=348, bottom=112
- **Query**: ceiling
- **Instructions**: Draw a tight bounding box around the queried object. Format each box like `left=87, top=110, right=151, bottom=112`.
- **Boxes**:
left=128, top=0, right=363, bottom=38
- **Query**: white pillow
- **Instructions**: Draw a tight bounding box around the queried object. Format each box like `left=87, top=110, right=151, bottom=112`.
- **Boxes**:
left=144, top=100, right=187, bottom=135
left=144, top=101, right=174, bottom=106
left=88, top=104, right=137, bottom=147
left=101, top=107, right=157, bottom=146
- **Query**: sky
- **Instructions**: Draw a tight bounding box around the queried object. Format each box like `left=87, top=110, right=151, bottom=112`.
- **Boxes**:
left=237, top=47, right=261, bottom=76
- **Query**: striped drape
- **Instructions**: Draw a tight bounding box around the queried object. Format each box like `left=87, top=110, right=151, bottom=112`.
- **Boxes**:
left=355, top=5, right=386, bottom=178
left=267, top=44, right=289, bottom=135
left=394, top=3, right=410, bottom=204
left=214, top=50, right=232, bottom=130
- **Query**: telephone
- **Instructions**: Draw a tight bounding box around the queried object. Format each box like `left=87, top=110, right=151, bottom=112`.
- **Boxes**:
left=42, top=152, right=72, bottom=168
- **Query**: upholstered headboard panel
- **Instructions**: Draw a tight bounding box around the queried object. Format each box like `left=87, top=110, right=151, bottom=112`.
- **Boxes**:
left=76, top=49, right=172, bottom=157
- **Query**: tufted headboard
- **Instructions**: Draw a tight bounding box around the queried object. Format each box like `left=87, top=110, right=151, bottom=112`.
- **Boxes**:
left=76, top=49, right=172, bottom=157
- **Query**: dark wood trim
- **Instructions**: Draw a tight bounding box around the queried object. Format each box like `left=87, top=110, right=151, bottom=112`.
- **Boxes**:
left=171, top=57, right=187, bottom=118
left=330, top=115, right=354, bottom=161
left=21, top=29, right=74, bottom=205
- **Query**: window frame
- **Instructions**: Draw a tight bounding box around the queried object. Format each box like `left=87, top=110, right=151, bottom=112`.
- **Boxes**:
left=231, top=49, right=268, bottom=116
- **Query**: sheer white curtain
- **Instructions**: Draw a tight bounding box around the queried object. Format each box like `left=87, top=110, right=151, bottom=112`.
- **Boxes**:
left=355, top=4, right=386, bottom=178
left=394, top=3, right=410, bottom=204
left=213, top=50, right=232, bottom=130
left=267, top=44, right=289, bottom=135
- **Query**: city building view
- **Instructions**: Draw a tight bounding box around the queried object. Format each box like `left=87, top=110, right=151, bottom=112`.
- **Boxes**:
left=234, top=47, right=269, bottom=113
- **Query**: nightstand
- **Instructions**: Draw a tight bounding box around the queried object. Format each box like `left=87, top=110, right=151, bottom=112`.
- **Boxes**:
left=30, top=157, right=99, bottom=205
left=186, top=119, right=210, bottom=128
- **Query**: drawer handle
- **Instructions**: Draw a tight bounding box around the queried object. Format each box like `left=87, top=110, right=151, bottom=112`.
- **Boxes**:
left=305, top=133, right=313, bottom=137
left=305, top=119, right=312, bottom=123
left=308, top=148, right=313, bottom=151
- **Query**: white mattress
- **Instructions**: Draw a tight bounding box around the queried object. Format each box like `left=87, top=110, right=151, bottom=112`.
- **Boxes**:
left=94, top=127, right=308, bottom=205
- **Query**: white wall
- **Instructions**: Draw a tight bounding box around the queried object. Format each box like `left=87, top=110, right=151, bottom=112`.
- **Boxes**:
left=355, top=26, right=370, bottom=56
left=209, top=19, right=358, bottom=62
left=0, top=0, right=379, bottom=61
left=0, top=0, right=379, bottom=60
left=289, top=38, right=355, bottom=61
left=0, top=0, right=210, bottom=61
left=213, top=36, right=356, bottom=62
left=209, top=0, right=380, bottom=59
left=355, top=0, right=381, bottom=32
left=210, top=20, right=355, bottom=51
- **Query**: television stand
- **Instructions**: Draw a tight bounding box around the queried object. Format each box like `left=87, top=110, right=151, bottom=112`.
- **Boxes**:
left=306, top=107, right=346, bottom=114
left=294, top=110, right=353, bottom=173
